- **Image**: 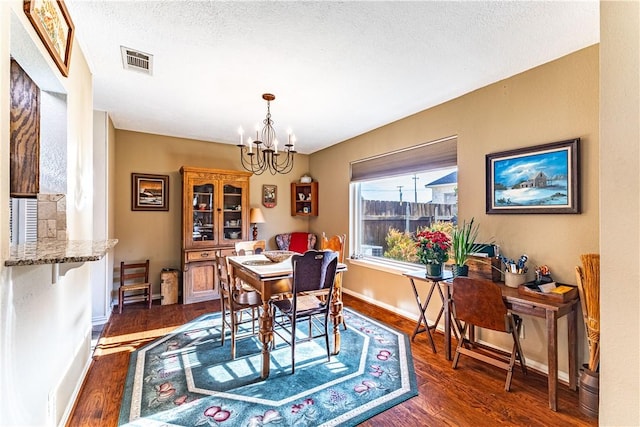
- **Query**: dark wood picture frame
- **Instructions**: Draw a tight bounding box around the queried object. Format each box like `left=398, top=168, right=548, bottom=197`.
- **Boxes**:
left=486, top=138, right=580, bottom=214
left=262, top=184, right=277, bottom=208
left=131, top=173, right=169, bottom=211
left=24, top=0, right=75, bottom=77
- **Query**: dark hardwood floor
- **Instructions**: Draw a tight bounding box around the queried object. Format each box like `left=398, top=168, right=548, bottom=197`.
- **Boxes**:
left=67, top=294, right=598, bottom=426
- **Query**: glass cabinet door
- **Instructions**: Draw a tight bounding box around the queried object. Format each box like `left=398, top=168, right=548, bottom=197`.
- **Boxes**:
left=192, top=182, right=215, bottom=245
left=222, top=183, right=244, bottom=241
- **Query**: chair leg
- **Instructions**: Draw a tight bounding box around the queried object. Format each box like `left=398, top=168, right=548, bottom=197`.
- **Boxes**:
left=119, top=289, right=123, bottom=314
left=514, top=319, right=528, bottom=375
left=451, top=323, right=468, bottom=369
left=291, top=319, right=297, bottom=374
left=231, top=311, right=237, bottom=360
left=324, top=317, right=331, bottom=362
left=147, top=285, right=152, bottom=309
left=220, top=299, right=226, bottom=347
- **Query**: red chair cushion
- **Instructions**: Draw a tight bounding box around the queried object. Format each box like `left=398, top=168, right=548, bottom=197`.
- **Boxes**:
left=289, top=232, right=310, bottom=253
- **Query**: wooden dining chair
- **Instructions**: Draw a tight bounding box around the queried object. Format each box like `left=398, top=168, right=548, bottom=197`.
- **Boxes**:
left=118, top=260, right=153, bottom=314
left=320, top=232, right=347, bottom=330
left=270, top=250, right=339, bottom=374
left=451, top=277, right=527, bottom=391
left=234, top=240, right=266, bottom=255
left=216, top=254, right=262, bottom=359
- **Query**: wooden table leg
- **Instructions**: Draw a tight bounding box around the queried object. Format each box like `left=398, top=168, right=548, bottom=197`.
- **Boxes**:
left=546, top=309, right=559, bottom=411
left=259, top=299, right=273, bottom=379
left=444, top=283, right=452, bottom=360
left=330, top=272, right=343, bottom=355
left=568, top=301, right=578, bottom=390
left=408, top=278, right=437, bottom=353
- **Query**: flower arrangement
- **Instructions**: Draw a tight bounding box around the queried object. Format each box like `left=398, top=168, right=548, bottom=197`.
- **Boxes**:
left=415, top=229, right=451, bottom=265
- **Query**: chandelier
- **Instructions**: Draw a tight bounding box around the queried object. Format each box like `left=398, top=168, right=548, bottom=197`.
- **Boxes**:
left=237, top=93, right=296, bottom=175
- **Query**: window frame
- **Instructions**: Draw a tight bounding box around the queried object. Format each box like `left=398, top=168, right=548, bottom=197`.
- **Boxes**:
left=348, top=136, right=458, bottom=271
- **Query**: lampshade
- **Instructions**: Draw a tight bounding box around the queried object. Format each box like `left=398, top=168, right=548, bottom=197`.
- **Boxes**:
left=249, top=207, right=266, bottom=224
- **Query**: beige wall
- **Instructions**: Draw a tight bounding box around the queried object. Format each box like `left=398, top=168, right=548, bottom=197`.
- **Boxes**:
left=600, top=2, right=640, bottom=425
left=1, top=1, right=96, bottom=425
left=113, top=130, right=311, bottom=297
left=310, top=46, right=599, bottom=378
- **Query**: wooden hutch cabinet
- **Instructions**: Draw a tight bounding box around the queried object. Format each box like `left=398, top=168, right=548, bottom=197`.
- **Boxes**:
left=180, top=167, right=251, bottom=303
left=291, top=181, right=318, bottom=216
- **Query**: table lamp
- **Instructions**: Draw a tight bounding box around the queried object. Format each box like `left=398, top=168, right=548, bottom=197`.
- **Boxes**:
left=249, top=207, right=266, bottom=240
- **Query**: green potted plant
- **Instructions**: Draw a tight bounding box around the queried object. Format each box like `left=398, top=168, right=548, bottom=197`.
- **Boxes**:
left=451, top=218, right=488, bottom=277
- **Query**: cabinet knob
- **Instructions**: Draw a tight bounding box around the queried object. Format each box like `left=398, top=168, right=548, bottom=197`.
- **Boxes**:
left=201, top=252, right=210, bottom=257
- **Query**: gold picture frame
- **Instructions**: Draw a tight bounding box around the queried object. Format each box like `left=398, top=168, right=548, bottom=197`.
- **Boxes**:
left=131, top=173, right=169, bottom=211
left=24, top=0, right=75, bottom=77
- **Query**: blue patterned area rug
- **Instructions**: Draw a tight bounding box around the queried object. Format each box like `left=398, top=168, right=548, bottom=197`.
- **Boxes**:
left=118, top=308, right=417, bottom=426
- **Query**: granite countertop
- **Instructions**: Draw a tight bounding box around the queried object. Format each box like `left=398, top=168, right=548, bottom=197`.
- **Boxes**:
left=5, top=239, right=119, bottom=267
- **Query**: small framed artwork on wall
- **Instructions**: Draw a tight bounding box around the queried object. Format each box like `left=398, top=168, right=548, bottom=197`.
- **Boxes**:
left=486, top=138, right=580, bottom=214
left=131, top=173, right=169, bottom=211
left=262, top=184, right=277, bottom=208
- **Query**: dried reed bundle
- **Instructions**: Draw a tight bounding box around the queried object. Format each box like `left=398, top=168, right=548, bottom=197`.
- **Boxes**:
left=575, top=253, right=600, bottom=371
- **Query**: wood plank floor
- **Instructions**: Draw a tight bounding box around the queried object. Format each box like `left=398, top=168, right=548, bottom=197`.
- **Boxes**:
left=67, top=294, right=598, bottom=426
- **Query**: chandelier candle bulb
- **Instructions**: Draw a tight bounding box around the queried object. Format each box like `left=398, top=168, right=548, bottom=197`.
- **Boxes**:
left=238, top=127, right=244, bottom=145
left=247, top=137, right=253, bottom=153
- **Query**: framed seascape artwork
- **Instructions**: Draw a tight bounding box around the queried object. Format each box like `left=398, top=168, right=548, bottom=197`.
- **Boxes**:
left=24, top=0, right=75, bottom=77
left=262, top=184, right=277, bottom=208
left=131, top=173, right=169, bottom=211
left=486, top=138, right=580, bottom=214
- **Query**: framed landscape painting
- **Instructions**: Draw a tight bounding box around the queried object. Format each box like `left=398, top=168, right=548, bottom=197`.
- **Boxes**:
left=486, top=138, right=580, bottom=214
left=131, top=173, right=169, bottom=211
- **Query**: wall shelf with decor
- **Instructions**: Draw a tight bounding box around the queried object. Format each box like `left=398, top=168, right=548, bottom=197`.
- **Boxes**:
left=291, top=181, right=318, bottom=216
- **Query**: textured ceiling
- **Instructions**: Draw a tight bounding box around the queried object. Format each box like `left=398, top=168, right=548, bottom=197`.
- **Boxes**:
left=66, top=1, right=599, bottom=154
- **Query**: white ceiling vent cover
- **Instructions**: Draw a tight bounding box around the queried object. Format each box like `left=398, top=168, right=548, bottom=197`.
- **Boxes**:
left=121, top=46, right=153, bottom=75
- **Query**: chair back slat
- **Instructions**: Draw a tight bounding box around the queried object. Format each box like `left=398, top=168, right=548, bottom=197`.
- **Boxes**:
left=120, top=260, right=150, bottom=285
left=320, top=233, right=346, bottom=263
left=215, top=255, right=233, bottom=294
left=234, top=240, right=266, bottom=255
left=452, top=277, right=509, bottom=332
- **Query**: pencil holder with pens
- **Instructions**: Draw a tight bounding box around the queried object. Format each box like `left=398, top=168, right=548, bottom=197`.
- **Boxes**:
left=504, top=271, right=528, bottom=288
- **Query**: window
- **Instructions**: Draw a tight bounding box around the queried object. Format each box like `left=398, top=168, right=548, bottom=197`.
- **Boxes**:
left=10, top=198, right=38, bottom=245
left=350, top=137, right=457, bottom=267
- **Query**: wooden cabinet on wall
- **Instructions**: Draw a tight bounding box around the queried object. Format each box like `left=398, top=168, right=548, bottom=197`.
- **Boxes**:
left=10, top=59, right=40, bottom=197
left=180, top=167, right=251, bottom=304
left=291, top=181, right=318, bottom=216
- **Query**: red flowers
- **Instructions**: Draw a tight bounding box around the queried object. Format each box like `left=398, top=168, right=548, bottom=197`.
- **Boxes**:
left=415, top=230, right=451, bottom=264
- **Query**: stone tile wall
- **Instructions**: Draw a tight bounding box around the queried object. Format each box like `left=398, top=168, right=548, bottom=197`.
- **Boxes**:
left=37, top=194, right=66, bottom=241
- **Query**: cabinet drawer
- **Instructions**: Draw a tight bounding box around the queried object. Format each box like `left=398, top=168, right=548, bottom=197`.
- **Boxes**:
left=187, top=250, right=216, bottom=262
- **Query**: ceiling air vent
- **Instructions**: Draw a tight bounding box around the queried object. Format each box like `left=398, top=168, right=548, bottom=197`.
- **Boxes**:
left=120, top=46, right=153, bottom=75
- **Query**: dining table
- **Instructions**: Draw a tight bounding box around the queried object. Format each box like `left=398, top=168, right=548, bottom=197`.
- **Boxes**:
left=227, top=253, right=348, bottom=379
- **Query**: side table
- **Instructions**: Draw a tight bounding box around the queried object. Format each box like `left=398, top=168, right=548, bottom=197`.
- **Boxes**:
left=403, top=269, right=453, bottom=353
